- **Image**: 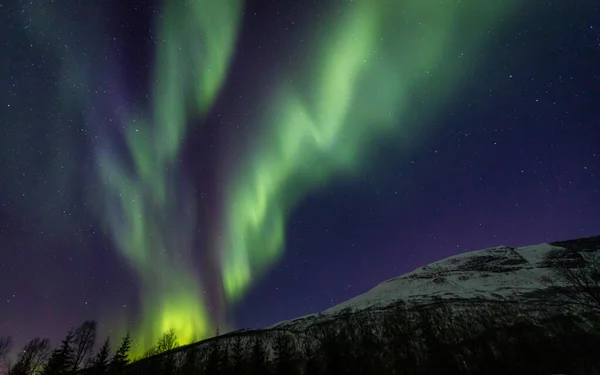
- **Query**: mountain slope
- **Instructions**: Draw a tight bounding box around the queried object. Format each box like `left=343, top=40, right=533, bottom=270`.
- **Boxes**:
left=272, top=235, right=600, bottom=329
left=124, top=234, right=600, bottom=375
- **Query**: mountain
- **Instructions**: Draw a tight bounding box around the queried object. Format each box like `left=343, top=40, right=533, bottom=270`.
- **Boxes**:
left=270, top=234, right=600, bottom=331
left=125, top=234, right=600, bottom=375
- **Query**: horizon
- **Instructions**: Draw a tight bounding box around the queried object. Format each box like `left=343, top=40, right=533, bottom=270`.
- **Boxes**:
left=1, top=0, right=598, bottom=367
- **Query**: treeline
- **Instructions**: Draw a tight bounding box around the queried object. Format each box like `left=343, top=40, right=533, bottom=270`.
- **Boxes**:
left=0, top=322, right=195, bottom=375
left=3, top=243, right=600, bottom=375
left=0, top=320, right=131, bottom=375
left=299, top=303, right=600, bottom=375
left=6, top=302, right=587, bottom=375
left=103, top=302, right=600, bottom=375
left=2, top=306, right=600, bottom=375
left=97, top=245, right=600, bottom=374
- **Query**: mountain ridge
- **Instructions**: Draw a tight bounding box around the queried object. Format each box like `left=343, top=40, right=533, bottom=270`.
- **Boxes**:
left=269, top=234, right=600, bottom=330
left=120, top=234, right=600, bottom=375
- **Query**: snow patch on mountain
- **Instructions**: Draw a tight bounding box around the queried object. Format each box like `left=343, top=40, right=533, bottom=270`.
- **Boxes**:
left=270, top=236, right=599, bottom=330
left=325, top=242, right=565, bottom=313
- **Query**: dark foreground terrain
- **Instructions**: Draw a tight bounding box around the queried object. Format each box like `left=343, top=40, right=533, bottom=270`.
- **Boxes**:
left=5, top=235, right=600, bottom=375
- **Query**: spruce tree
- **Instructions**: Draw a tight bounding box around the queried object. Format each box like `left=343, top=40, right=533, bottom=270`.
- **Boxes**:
left=43, top=331, right=75, bottom=375
left=110, top=333, right=131, bottom=375
left=91, top=338, right=111, bottom=374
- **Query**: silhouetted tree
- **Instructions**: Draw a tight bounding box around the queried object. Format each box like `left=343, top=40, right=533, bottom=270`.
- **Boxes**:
left=143, top=329, right=178, bottom=359
left=155, top=329, right=178, bottom=355
left=545, top=250, right=600, bottom=313
left=71, top=321, right=97, bottom=371
left=142, top=329, right=179, bottom=374
left=109, top=333, right=130, bottom=375
left=9, top=338, right=51, bottom=375
left=90, top=338, right=110, bottom=374
left=43, top=331, right=75, bottom=375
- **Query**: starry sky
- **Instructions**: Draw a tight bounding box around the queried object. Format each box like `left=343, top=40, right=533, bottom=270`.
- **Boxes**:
left=1, top=0, right=599, bottom=357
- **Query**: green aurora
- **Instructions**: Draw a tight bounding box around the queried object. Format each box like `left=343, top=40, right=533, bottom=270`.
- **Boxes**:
left=96, top=0, right=244, bottom=355
left=218, top=0, right=521, bottom=302
left=18, top=0, right=523, bottom=357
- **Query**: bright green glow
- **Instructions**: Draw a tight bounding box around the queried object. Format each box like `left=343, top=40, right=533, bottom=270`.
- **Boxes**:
left=19, top=0, right=522, bottom=355
left=96, top=0, right=243, bottom=357
left=219, top=0, right=521, bottom=300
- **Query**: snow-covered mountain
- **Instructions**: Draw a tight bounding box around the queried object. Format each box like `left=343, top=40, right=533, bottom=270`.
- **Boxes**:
left=271, top=235, right=600, bottom=330
left=127, top=235, right=600, bottom=375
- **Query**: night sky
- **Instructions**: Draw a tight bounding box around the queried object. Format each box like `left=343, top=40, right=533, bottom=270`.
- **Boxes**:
left=1, top=0, right=599, bottom=357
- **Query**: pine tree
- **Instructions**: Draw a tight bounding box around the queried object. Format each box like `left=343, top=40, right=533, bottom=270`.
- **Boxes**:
left=43, top=331, right=75, bottom=375
left=110, top=333, right=131, bottom=375
left=91, top=338, right=110, bottom=374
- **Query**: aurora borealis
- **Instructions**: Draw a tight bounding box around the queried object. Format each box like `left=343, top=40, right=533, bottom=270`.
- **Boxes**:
left=218, top=0, right=522, bottom=302
left=95, top=0, right=244, bottom=352
left=1, top=0, right=599, bottom=361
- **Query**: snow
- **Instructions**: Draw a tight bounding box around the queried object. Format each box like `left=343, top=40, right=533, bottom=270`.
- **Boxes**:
left=324, top=243, right=562, bottom=313
left=270, top=237, right=599, bottom=330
